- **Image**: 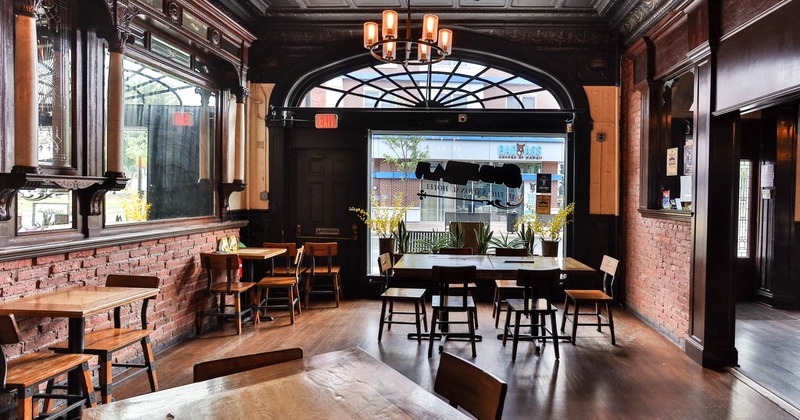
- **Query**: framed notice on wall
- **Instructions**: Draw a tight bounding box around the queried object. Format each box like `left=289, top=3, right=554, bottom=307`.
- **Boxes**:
left=666, top=147, right=679, bottom=176
left=536, top=195, right=551, bottom=214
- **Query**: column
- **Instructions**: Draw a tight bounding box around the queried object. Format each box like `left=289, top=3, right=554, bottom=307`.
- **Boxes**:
left=232, top=86, right=250, bottom=182
left=196, top=88, right=212, bottom=180
left=13, top=0, right=39, bottom=172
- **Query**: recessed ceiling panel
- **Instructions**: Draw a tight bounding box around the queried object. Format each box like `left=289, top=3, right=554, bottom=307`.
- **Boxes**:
left=351, top=0, right=404, bottom=7
left=510, top=0, right=557, bottom=7
left=265, top=0, right=303, bottom=8
left=458, top=0, right=508, bottom=7
left=302, top=0, right=350, bottom=8
left=563, top=0, right=595, bottom=8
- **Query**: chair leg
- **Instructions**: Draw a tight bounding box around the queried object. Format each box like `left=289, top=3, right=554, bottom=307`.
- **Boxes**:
left=492, top=287, right=499, bottom=319
left=99, top=352, right=113, bottom=404
left=420, top=297, right=428, bottom=332
left=234, top=293, right=243, bottom=335
left=596, top=302, right=602, bottom=332
left=571, top=301, right=580, bottom=345
left=414, top=300, right=422, bottom=344
left=288, top=286, right=296, bottom=325
left=378, top=298, right=388, bottom=342
left=550, top=311, right=560, bottom=360
left=304, top=275, right=313, bottom=308
left=43, top=380, right=56, bottom=413
left=512, top=311, right=522, bottom=362
left=468, top=309, right=477, bottom=357
left=606, top=302, right=616, bottom=345
left=502, top=307, right=513, bottom=346
left=334, top=274, right=341, bottom=307
left=294, top=283, right=302, bottom=315
left=387, top=300, right=394, bottom=331
left=80, top=362, right=97, bottom=408
left=560, top=295, right=570, bottom=332
left=142, top=336, right=159, bottom=392
left=17, top=386, right=33, bottom=420
left=428, top=309, right=439, bottom=357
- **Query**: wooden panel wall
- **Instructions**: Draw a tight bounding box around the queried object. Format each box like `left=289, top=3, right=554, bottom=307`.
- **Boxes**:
left=586, top=86, right=620, bottom=216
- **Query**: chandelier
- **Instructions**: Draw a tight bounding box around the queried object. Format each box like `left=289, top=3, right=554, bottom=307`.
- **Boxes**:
left=363, top=4, right=453, bottom=65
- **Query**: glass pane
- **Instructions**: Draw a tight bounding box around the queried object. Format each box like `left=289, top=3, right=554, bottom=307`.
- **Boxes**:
left=183, top=12, right=208, bottom=40
left=36, top=1, right=73, bottom=167
left=151, top=36, right=192, bottom=68
left=366, top=132, right=566, bottom=271
left=17, top=189, right=73, bottom=233
left=105, top=57, right=217, bottom=225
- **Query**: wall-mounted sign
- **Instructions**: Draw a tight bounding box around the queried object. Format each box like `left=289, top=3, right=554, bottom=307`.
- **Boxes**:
left=536, top=173, right=552, bottom=193
left=496, top=143, right=543, bottom=160
left=173, top=112, right=193, bottom=126
left=667, top=147, right=679, bottom=176
left=415, top=160, right=523, bottom=209
left=315, top=113, right=338, bottom=129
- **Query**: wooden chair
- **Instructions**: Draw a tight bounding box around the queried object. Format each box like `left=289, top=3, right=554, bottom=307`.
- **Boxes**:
left=429, top=265, right=478, bottom=358
left=438, top=247, right=479, bottom=328
left=255, top=247, right=304, bottom=325
left=561, top=255, right=618, bottom=345
left=303, top=242, right=342, bottom=308
left=434, top=351, right=507, bottom=420
left=502, top=269, right=561, bottom=361
left=1, top=314, right=96, bottom=420
left=48, top=274, right=160, bottom=405
left=193, top=347, right=304, bottom=382
left=376, top=253, right=428, bottom=344
left=262, top=242, right=299, bottom=276
left=492, top=248, right=529, bottom=328
left=198, top=253, right=257, bottom=335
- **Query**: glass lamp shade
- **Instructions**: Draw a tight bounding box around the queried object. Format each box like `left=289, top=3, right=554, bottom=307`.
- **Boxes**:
left=382, top=10, right=398, bottom=39
left=438, top=29, right=452, bottom=55
left=383, top=41, right=396, bottom=60
left=363, top=22, right=379, bottom=48
left=418, top=41, right=430, bottom=62
left=422, top=14, right=439, bottom=42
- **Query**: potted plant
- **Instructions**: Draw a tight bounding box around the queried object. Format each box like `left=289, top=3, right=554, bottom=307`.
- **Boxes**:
left=349, top=194, right=408, bottom=255
left=393, top=220, right=410, bottom=254
left=474, top=222, right=494, bottom=254
left=516, top=202, right=575, bottom=257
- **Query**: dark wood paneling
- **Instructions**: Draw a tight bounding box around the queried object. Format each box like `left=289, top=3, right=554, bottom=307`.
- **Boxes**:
left=716, top=0, right=800, bottom=113
left=0, top=1, right=13, bottom=172
left=720, top=0, right=784, bottom=36
left=652, top=17, right=690, bottom=78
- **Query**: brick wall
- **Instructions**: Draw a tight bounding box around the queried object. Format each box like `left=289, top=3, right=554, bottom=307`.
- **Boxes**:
left=0, top=226, right=240, bottom=363
left=620, top=58, right=692, bottom=346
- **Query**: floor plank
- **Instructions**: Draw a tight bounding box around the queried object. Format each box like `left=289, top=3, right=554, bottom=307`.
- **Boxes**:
left=110, top=299, right=795, bottom=419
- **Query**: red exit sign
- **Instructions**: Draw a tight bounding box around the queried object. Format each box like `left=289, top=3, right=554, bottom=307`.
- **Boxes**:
left=315, top=113, right=338, bottom=129
left=173, top=112, right=194, bottom=126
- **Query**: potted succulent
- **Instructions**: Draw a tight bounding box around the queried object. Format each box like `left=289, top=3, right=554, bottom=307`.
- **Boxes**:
left=349, top=194, right=408, bottom=255
left=516, top=202, right=575, bottom=257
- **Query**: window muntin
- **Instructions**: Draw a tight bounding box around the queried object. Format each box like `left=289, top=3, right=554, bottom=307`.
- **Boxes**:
left=105, top=57, right=217, bottom=225
left=302, top=59, right=559, bottom=109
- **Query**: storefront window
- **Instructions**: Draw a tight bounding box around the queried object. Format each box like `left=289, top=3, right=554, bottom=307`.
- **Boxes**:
left=105, top=58, right=216, bottom=224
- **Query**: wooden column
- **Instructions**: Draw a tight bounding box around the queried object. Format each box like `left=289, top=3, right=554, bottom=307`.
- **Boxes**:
left=13, top=0, right=40, bottom=173
left=196, top=88, right=212, bottom=180
left=104, top=0, right=137, bottom=177
left=232, top=86, right=249, bottom=182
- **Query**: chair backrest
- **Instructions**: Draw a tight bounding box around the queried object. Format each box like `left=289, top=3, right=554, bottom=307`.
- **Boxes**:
left=0, top=314, right=22, bottom=389
left=106, top=274, right=161, bottom=329
left=200, top=252, right=240, bottom=293
left=263, top=242, right=298, bottom=274
left=495, top=247, right=528, bottom=256
left=432, top=265, right=476, bottom=308
left=599, top=255, right=619, bottom=297
left=292, top=247, right=305, bottom=282
left=193, top=347, right=304, bottom=382
left=304, top=242, right=338, bottom=274
left=515, top=269, right=561, bottom=303
left=434, top=351, right=508, bottom=420
left=377, top=252, right=393, bottom=292
left=439, top=247, right=473, bottom=255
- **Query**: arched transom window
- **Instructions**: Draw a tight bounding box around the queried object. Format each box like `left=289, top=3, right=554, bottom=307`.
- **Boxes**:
left=301, top=59, right=561, bottom=109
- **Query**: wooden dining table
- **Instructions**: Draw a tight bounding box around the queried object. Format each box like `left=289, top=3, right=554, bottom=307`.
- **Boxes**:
left=392, top=253, right=596, bottom=279
left=80, top=346, right=468, bottom=419
left=0, top=285, right=160, bottom=419
left=235, top=247, right=287, bottom=281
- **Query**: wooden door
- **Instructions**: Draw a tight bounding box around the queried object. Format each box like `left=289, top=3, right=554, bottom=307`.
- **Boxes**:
left=295, top=149, right=358, bottom=238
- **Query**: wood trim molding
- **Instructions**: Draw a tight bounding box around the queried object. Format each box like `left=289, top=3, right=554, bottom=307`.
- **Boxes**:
left=638, top=207, right=694, bottom=221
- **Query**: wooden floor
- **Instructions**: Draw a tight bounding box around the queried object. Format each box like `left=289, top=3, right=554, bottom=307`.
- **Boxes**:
left=736, top=302, right=800, bottom=413
left=111, top=299, right=796, bottom=419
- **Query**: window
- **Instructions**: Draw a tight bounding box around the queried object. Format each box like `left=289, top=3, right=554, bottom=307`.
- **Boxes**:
left=105, top=58, right=217, bottom=224
left=641, top=70, right=695, bottom=215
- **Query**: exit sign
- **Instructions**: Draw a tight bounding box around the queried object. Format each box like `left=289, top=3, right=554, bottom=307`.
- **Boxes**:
left=315, top=113, right=338, bottom=129
left=173, top=112, right=193, bottom=126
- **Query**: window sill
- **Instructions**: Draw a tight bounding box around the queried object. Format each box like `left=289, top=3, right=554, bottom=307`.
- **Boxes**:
left=0, top=220, right=247, bottom=262
left=638, top=208, right=694, bottom=221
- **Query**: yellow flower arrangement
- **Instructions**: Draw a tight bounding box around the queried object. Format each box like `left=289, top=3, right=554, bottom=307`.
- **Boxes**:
left=349, top=194, right=408, bottom=238
left=516, top=202, right=575, bottom=241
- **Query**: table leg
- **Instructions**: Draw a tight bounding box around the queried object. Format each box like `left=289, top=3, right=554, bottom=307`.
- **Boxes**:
left=244, top=259, right=273, bottom=322
left=66, top=317, right=86, bottom=420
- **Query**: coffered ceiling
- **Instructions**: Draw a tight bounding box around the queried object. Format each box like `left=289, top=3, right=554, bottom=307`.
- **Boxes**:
left=212, top=0, right=681, bottom=45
